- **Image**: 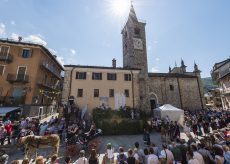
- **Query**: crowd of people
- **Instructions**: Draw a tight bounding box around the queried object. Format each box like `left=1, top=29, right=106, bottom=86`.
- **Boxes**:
left=1, top=100, right=230, bottom=164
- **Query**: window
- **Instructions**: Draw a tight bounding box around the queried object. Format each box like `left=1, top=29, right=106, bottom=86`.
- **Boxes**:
left=109, top=89, right=114, bottom=97
left=94, top=89, right=99, bottom=97
left=77, top=89, right=83, bottom=97
left=0, top=65, right=5, bottom=76
left=124, top=74, right=131, bottom=81
left=170, top=85, right=174, bottom=91
left=76, top=72, right=86, bottom=79
left=0, top=46, right=9, bottom=56
left=134, top=28, right=140, bottom=35
left=21, top=49, right=31, bottom=58
left=125, top=89, right=129, bottom=97
left=92, top=72, right=102, bottom=80
left=107, top=73, right=116, bottom=80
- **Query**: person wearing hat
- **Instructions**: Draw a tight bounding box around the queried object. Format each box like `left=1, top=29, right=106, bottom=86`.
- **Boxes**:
left=75, top=150, right=88, bottom=164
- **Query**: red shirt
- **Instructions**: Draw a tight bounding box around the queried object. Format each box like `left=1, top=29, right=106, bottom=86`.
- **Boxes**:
left=5, top=124, right=12, bottom=134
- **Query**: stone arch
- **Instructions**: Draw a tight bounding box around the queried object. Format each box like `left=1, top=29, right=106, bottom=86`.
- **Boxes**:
left=149, top=92, right=159, bottom=104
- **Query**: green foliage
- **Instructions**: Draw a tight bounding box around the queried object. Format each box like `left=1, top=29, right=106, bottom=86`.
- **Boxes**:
left=92, top=108, right=146, bottom=135
left=202, top=77, right=218, bottom=93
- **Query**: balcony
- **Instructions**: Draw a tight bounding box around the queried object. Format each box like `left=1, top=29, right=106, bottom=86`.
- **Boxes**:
left=219, top=68, right=230, bottom=79
left=41, top=62, right=62, bottom=79
left=37, top=81, right=61, bottom=91
left=7, top=74, right=29, bottom=83
left=0, top=54, right=13, bottom=63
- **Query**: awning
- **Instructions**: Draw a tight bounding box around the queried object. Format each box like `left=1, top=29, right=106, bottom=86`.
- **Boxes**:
left=0, top=107, right=21, bottom=116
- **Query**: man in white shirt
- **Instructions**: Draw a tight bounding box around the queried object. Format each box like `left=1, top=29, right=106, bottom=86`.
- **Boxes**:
left=191, top=144, right=204, bottom=164
left=160, top=144, right=174, bottom=164
left=148, top=147, right=159, bottom=164
left=75, top=150, right=88, bottom=164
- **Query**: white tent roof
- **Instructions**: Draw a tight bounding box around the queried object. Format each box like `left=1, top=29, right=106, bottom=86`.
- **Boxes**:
left=156, top=104, right=183, bottom=111
left=0, top=107, right=21, bottom=116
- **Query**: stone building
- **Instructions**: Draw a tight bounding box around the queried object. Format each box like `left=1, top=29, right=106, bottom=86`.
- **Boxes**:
left=211, top=58, right=230, bottom=110
left=62, top=5, right=205, bottom=112
left=0, top=38, right=63, bottom=118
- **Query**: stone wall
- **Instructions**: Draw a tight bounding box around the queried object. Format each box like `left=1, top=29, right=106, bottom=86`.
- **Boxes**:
left=148, top=76, right=203, bottom=110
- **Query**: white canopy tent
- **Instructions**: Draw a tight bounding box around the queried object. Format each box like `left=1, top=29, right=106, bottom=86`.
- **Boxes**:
left=154, top=104, right=184, bottom=126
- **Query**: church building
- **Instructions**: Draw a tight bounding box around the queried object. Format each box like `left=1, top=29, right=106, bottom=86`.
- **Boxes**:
left=62, top=5, right=205, bottom=112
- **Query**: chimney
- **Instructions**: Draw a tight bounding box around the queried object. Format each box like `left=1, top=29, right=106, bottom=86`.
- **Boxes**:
left=18, top=36, right=22, bottom=42
left=112, top=58, right=116, bottom=68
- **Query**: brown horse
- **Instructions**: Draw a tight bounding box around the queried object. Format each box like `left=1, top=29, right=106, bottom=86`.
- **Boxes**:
left=18, top=134, right=60, bottom=160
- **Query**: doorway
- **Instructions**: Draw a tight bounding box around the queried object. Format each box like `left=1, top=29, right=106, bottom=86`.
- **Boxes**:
left=150, top=99, right=156, bottom=117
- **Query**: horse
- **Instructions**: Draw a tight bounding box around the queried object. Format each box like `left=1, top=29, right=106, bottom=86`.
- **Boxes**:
left=17, top=134, right=60, bottom=160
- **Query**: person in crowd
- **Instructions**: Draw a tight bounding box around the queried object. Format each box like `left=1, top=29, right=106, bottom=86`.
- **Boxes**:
left=127, top=148, right=136, bottom=164
left=89, top=149, right=99, bottom=164
left=10, top=160, right=20, bottom=164
left=223, top=145, right=230, bottom=164
left=186, top=149, right=199, bottom=164
left=213, top=145, right=224, bottom=164
left=22, top=158, right=29, bottom=164
left=103, top=143, right=114, bottom=163
left=143, top=148, right=149, bottom=164
left=134, top=142, right=145, bottom=164
left=39, top=122, right=48, bottom=136
left=151, top=143, right=160, bottom=157
left=133, top=148, right=139, bottom=163
left=160, top=143, right=174, bottom=164
left=177, top=139, right=188, bottom=164
left=116, top=147, right=127, bottom=164
left=4, top=121, right=12, bottom=144
left=65, top=156, right=71, bottom=164
left=190, top=144, right=204, bottom=164
left=143, top=129, right=150, bottom=145
left=197, top=142, right=215, bottom=164
left=170, top=142, right=182, bottom=163
left=84, top=123, right=96, bottom=142
left=50, top=154, right=58, bottom=164
left=173, top=121, right=180, bottom=138
left=35, top=156, right=44, bottom=164
left=0, top=126, right=6, bottom=145
left=75, top=150, right=88, bottom=164
left=147, top=147, right=159, bottom=164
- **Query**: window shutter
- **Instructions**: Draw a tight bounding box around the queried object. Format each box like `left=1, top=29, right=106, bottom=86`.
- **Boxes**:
left=100, top=73, right=102, bottom=80
left=29, top=49, right=33, bottom=57
left=18, top=48, right=22, bottom=57
left=76, top=72, right=79, bottom=79
left=84, top=72, right=86, bottom=79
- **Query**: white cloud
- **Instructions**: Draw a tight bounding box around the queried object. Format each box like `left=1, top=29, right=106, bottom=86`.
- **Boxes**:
left=70, top=49, right=76, bottom=54
left=0, top=23, right=6, bottom=36
left=24, top=34, right=47, bottom=46
left=155, top=58, right=160, bottom=61
left=56, top=56, right=65, bottom=65
left=11, top=21, right=15, bottom=25
left=151, top=67, right=159, bottom=73
left=48, top=48, right=57, bottom=55
left=10, top=33, right=19, bottom=40
left=10, top=33, right=47, bottom=45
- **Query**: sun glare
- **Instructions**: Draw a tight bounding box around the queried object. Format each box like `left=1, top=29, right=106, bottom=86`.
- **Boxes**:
left=108, top=0, right=130, bottom=17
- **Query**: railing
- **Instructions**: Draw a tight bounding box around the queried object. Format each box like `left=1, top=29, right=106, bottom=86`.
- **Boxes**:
left=7, top=74, right=29, bottom=83
left=37, top=81, right=61, bottom=91
left=41, top=62, right=61, bottom=79
left=0, top=54, right=13, bottom=63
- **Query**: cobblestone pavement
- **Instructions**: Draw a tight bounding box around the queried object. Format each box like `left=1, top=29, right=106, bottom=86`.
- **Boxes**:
left=8, top=132, right=162, bottom=163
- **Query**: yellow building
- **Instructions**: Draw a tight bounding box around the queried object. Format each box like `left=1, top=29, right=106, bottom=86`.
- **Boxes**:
left=0, top=38, right=63, bottom=117
left=62, top=62, right=140, bottom=111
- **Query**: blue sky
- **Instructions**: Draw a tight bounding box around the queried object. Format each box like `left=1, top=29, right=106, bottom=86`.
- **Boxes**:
left=0, top=0, right=230, bottom=78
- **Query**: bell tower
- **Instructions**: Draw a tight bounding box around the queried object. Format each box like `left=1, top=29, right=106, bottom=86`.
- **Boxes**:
left=122, top=4, right=150, bottom=112
left=122, top=4, right=148, bottom=75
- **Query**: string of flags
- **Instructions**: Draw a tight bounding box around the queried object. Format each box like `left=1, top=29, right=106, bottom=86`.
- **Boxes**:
left=39, top=89, right=61, bottom=99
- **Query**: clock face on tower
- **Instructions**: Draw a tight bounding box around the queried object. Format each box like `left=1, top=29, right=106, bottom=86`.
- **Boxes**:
left=133, top=38, right=143, bottom=50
